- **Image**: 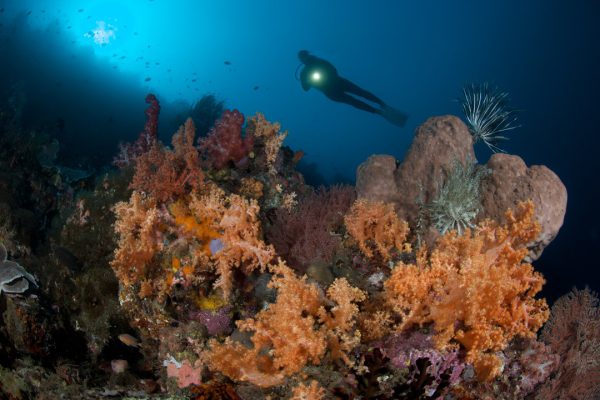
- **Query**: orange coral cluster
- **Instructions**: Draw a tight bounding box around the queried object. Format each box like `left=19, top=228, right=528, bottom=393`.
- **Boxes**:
left=187, top=189, right=276, bottom=298
left=384, top=200, right=549, bottom=380
left=206, top=259, right=366, bottom=387
left=344, top=199, right=411, bottom=261
left=109, top=111, right=556, bottom=396
left=112, top=191, right=165, bottom=287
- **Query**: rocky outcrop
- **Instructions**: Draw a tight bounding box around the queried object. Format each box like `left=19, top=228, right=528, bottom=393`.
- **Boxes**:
left=478, top=154, right=567, bottom=260
left=355, top=115, right=567, bottom=260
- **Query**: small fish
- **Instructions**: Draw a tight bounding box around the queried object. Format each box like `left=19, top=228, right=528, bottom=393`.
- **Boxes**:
left=292, top=150, right=305, bottom=163
left=119, top=56, right=126, bottom=59
left=224, top=60, right=231, bottom=65
left=144, top=77, right=151, bottom=82
left=118, top=333, right=140, bottom=347
left=26, top=10, right=32, bottom=16
left=78, top=8, right=84, bottom=12
left=253, top=86, right=259, bottom=91
left=192, top=79, right=197, bottom=82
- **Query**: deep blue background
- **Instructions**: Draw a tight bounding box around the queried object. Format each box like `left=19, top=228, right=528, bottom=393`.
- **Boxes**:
left=0, top=0, right=598, bottom=302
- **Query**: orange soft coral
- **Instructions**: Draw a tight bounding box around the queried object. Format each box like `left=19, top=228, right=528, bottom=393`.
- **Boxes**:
left=186, top=188, right=276, bottom=298
left=344, top=199, right=410, bottom=261
left=111, top=191, right=165, bottom=286
left=206, top=259, right=366, bottom=387
left=384, top=200, right=549, bottom=380
left=290, top=380, right=326, bottom=400
left=130, top=118, right=204, bottom=203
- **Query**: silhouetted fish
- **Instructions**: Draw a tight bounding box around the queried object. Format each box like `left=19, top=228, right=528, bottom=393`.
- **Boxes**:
left=78, top=9, right=84, bottom=12
left=253, top=86, right=259, bottom=91
left=118, top=334, right=140, bottom=347
left=224, top=60, right=231, bottom=65
left=144, top=77, right=151, bottom=82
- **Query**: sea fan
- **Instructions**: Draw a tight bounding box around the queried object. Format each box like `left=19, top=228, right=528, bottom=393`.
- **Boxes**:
left=460, top=83, right=520, bottom=152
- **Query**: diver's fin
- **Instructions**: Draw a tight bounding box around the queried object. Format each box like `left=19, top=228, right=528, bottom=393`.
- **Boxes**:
left=380, top=105, right=408, bottom=127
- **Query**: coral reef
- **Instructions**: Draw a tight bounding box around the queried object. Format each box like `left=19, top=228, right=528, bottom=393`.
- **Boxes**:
left=0, top=93, right=582, bottom=400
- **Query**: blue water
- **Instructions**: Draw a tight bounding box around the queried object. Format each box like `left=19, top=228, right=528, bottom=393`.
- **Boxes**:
left=0, top=0, right=598, bottom=301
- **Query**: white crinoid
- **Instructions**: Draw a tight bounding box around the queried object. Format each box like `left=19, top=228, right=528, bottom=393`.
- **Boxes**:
left=427, top=160, right=490, bottom=236
left=460, top=83, right=520, bottom=152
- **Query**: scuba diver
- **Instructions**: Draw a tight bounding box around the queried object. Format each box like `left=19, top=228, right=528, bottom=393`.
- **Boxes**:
left=297, top=50, right=408, bottom=127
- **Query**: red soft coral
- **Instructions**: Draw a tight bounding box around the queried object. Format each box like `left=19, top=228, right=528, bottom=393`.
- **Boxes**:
left=199, top=109, right=254, bottom=169
left=114, top=93, right=161, bottom=167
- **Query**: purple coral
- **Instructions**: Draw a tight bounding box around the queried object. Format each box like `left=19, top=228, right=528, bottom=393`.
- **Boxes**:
left=265, top=185, right=356, bottom=270
left=377, top=331, right=464, bottom=396
left=189, top=306, right=233, bottom=336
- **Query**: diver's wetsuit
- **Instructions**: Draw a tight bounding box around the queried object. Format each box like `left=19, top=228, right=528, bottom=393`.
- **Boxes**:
left=298, top=51, right=385, bottom=114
